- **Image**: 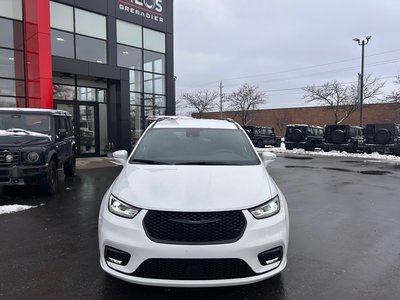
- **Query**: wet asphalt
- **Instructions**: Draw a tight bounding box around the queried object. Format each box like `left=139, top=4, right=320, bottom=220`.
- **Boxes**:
left=1, top=155, right=400, bottom=300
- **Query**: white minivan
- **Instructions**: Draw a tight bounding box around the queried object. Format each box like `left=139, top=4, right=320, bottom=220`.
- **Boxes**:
left=98, top=117, right=289, bottom=287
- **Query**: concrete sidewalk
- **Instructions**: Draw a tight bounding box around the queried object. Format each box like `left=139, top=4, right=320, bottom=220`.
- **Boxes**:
left=76, top=157, right=121, bottom=169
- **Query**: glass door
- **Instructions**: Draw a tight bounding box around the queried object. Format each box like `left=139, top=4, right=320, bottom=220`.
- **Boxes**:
left=55, top=102, right=99, bottom=156
left=78, top=104, right=97, bottom=156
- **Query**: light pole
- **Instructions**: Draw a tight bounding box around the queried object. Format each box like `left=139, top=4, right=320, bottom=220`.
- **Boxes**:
left=353, top=36, right=371, bottom=127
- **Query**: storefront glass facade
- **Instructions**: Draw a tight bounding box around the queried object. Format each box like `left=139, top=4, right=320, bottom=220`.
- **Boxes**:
left=0, top=0, right=175, bottom=156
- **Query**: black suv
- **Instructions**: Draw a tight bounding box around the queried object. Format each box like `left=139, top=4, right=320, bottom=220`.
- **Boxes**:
left=323, top=124, right=364, bottom=153
left=284, top=124, right=324, bottom=151
left=364, top=123, right=400, bottom=155
left=242, top=125, right=280, bottom=148
left=0, top=108, right=76, bottom=194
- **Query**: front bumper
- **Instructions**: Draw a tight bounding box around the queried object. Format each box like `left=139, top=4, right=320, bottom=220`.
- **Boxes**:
left=98, top=191, right=289, bottom=287
left=0, top=164, right=48, bottom=185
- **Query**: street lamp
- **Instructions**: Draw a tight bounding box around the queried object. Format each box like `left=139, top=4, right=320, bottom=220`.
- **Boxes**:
left=353, top=36, right=371, bottom=127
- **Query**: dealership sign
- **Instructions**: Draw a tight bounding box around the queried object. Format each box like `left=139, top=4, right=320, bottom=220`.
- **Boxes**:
left=118, top=0, right=164, bottom=23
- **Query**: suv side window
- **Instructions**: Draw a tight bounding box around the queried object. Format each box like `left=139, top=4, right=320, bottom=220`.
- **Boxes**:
left=55, top=117, right=68, bottom=139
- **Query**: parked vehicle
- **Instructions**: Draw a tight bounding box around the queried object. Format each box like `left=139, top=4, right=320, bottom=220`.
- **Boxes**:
left=98, top=117, right=289, bottom=287
left=243, top=125, right=281, bottom=148
left=364, top=123, right=400, bottom=155
left=0, top=108, right=76, bottom=194
left=323, top=124, right=364, bottom=153
left=284, top=124, right=324, bottom=151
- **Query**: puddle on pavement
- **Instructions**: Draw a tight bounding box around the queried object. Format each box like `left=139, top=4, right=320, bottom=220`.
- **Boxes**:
left=285, top=165, right=315, bottom=169
left=359, top=170, right=392, bottom=175
left=284, top=156, right=313, bottom=160
left=323, top=167, right=352, bottom=173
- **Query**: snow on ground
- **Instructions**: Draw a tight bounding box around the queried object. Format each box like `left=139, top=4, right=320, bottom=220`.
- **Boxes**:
left=0, top=204, right=37, bottom=215
left=258, top=143, right=400, bottom=164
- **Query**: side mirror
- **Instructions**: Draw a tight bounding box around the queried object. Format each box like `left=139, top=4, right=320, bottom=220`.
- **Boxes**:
left=112, top=150, right=128, bottom=165
left=261, top=151, right=276, bottom=167
left=57, top=129, right=67, bottom=139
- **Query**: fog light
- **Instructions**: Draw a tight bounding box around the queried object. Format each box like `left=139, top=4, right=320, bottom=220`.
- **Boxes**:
left=258, top=247, right=282, bottom=266
left=105, top=246, right=131, bottom=266
left=5, top=153, right=13, bottom=163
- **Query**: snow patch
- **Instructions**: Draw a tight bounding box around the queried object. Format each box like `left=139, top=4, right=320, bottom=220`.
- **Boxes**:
left=0, top=205, right=37, bottom=215
left=257, top=143, right=400, bottom=163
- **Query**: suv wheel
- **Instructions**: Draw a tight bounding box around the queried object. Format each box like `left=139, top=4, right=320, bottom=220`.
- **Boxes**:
left=332, top=129, right=345, bottom=143
left=375, top=129, right=390, bottom=144
left=42, top=160, right=58, bottom=195
left=64, top=154, right=76, bottom=177
left=256, top=139, right=264, bottom=148
left=292, top=129, right=303, bottom=142
left=306, top=141, right=315, bottom=151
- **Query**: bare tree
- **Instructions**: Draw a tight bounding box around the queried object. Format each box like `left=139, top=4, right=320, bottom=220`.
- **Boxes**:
left=385, top=75, right=400, bottom=103
left=180, top=90, right=219, bottom=118
left=275, top=112, right=293, bottom=136
left=349, top=73, right=385, bottom=104
left=303, top=80, right=355, bottom=124
left=228, top=84, right=266, bottom=125
left=303, top=75, right=384, bottom=124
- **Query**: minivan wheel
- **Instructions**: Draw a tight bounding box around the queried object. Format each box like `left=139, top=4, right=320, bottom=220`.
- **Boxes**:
left=42, top=160, right=58, bottom=195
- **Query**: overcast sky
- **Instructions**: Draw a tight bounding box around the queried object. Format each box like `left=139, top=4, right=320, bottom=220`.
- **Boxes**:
left=173, top=0, right=400, bottom=111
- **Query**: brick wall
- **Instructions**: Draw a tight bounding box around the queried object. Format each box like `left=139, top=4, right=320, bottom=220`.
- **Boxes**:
left=199, top=103, right=400, bottom=136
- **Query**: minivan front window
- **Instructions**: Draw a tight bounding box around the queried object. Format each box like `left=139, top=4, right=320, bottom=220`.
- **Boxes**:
left=131, top=128, right=260, bottom=165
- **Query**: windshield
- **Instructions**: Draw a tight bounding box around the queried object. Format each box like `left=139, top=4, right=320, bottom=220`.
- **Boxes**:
left=0, top=113, right=51, bottom=135
left=130, top=128, right=260, bottom=165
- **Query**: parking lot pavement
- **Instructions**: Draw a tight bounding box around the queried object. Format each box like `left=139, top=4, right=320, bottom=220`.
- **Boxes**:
left=76, top=157, right=121, bottom=169
left=1, top=156, right=400, bottom=299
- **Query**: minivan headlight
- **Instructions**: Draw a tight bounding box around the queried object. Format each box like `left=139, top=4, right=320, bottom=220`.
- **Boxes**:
left=249, top=195, right=280, bottom=219
left=108, top=194, right=140, bottom=218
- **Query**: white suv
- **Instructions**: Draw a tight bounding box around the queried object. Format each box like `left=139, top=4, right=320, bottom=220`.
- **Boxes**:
left=98, top=117, right=289, bottom=287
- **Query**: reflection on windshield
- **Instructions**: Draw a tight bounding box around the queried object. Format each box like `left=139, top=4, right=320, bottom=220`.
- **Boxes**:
left=0, top=114, right=51, bottom=135
left=131, top=128, right=260, bottom=166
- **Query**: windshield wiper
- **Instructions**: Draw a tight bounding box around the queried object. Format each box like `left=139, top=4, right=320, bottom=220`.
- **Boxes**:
left=6, top=128, right=31, bottom=134
left=130, top=159, right=171, bottom=165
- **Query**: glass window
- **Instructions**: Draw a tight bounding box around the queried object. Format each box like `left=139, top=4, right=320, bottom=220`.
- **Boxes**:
left=50, top=1, right=73, bottom=32
left=144, top=50, right=165, bottom=74
left=144, top=72, right=165, bottom=94
left=144, top=94, right=165, bottom=107
left=97, top=89, right=107, bottom=103
left=143, top=28, right=165, bottom=53
left=75, top=9, right=106, bottom=40
left=76, top=35, right=107, bottom=64
left=129, top=70, right=142, bottom=92
left=77, top=87, right=97, bottom=101
left=51, top=29, right=74, bottom=58
left=0, top=78, right=24, bottom=97
left=0, top=96, right=25, bottom=107
left=53, top=84, right=75, bottom=100
left=0, top=0, right=22, bottom=20
left=130, top=105, right=142, bottom=146
left=117, top=44, right=142, bottom=70
left=144, top=106, right=166, bottom=118
left=130, top=92, right=142, bottom=106
left=0, top=18, right=23, bottom=49
left=117, top=20, right=142, bottom=48
left=0, top=48, right=24, bottom=79
left=131, top=128, right=260, bottom=165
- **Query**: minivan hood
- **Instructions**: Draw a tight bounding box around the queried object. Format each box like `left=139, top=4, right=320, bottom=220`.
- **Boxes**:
left=111, top=164, right=277, bottom=211
left=0, top=130, right=51, bottom=146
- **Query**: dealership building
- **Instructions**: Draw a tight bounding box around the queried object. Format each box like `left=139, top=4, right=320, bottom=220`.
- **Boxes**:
left=0, top=0, right=175, bottom=156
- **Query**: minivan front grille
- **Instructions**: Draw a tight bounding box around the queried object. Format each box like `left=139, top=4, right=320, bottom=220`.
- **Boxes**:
left=132, top=258, right=256, bottom=280
left=143, top=210, right=246, bottom=244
